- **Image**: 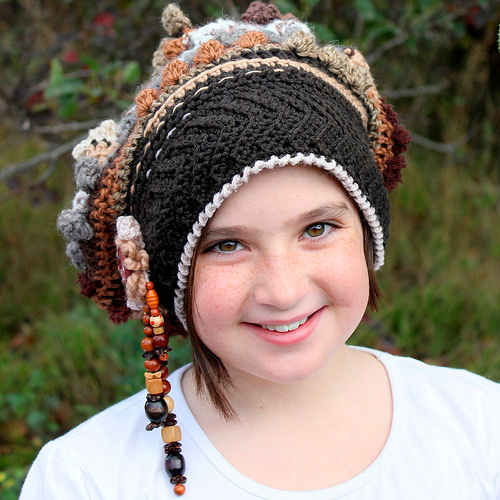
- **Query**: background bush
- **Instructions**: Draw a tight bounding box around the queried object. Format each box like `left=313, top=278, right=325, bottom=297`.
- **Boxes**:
left=0, top=0, right=499, bottom=497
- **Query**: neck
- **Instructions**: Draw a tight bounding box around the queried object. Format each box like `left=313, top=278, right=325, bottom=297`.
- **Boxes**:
left=185, top=344, right=370, bottom=426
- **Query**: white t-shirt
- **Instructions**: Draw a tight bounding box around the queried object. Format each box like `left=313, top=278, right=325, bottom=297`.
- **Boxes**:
left=20, top=347, right=500, bottom=499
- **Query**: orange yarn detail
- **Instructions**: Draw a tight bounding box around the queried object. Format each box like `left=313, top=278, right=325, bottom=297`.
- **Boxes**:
left=364, top=87, right=394, bottom=175
left=235, top=31, right=268, bottom=48
left=86, top=160, right=128, bottom=318
left=193, top=39, right=224, bottom=65
left=162, top=37, right=185, bottom=60
left=373, top=100, right=395, bottom=174
left=161, top=59, right=189, bottom=88
left=136, top=89, right=158, bottom=118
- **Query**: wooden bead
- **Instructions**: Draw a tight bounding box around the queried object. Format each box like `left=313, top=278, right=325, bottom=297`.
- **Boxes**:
left=161, top=366, right=169, bottom=379
left=145, top=398, right=167, bottom=423
left=164, top=395, right=174, bottom=413
left=163, top=380, right=171, bottom=394
left=146, top=281, right=154, bottom=290
left=161, top=425, right=181, bottom=443
left=142, top=314, right=151, bottom=325
left=142, top=304, right=150, bottom=313
left=165, top=452, right=185, bottom=475
left=145, top=377, right=163, bottom=394
left=173, top=483, right=185, bottom=495
left=150, top=314, right=164, bottom=328
left=159, top=352, right=169, bottom=362
left=144, top=358, right=161, bottom=372
left=146, top=286, right=159, bottom=309
left=143, top=325, right=154, bottom=337
left=153, top=334, right=169, bottom=348
left=150, top=308, right=160, bottom=317
left=140, top=337, right=154, bottom=351
left=153, top=326, right=164, bottom=335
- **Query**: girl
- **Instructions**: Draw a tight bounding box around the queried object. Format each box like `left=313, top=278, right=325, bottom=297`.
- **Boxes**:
left=21, top=3, right=500, bottom=499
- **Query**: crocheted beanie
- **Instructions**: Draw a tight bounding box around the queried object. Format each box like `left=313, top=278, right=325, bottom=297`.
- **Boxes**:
left=58, top=2, right=410, bottom=330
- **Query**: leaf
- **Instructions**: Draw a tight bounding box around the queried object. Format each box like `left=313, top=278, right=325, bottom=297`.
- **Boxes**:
left=122, top=61, right=141, bottom=84
left=44, top=79, right=85, bottom=99
left=79, top=54, right=100, bottom=73
left=354, top=0, right=377, bottom=22
left=48, top=58, right=63, bottom=85
left=274, top=0, right=301, bottom=17
left=58, top=95, right=79, bottom=119
left=301, top=0, right=322, bottom=9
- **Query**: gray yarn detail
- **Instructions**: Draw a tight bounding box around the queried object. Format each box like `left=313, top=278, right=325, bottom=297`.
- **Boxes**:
left=57, top=209, right=94, bottom=241
left=150, top=73, right=162, bottom=91
left=74, top=157, right=102, bottom=191
left=178, top=24, right=311, bottom=67
left=271, top=25, right=303, bottom=43
left=66, top=241, right=87, bottom=271
left=116, top=109, right=137, bottom=144
left=179, top=48, right=195, bottom=67
left=215, top=27, right=249, bottom=46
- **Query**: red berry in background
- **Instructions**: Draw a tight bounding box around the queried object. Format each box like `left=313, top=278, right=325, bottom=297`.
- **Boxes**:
left=92, top=12, right=115, bottom=37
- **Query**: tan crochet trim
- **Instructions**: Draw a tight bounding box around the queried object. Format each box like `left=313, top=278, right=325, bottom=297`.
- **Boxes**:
left=161, top=3, right=192, bottom=36
left=85, top=141, right=118, bottom=165
left=115, top=237, right=149, bottom=311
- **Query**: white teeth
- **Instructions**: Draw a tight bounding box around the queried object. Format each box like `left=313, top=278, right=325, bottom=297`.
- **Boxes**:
left=261, top=316, right=308, bottom=333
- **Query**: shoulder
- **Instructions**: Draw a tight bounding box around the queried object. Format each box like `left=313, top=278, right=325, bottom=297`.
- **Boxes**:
left=20, top=390, right=150, bottom=499
left=371, top=348, right=500, bottom=456
left=380, top=350, right=500, bottom=402
left=21, top=364, right=192, bottom=500
left=357, top=346, right=500, bottom=431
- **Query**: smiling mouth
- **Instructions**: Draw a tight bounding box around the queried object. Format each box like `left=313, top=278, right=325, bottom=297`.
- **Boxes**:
left=257, top=315, right=311, bottom=333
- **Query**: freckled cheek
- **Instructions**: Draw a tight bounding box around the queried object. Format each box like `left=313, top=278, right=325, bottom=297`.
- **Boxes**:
left=191, top=264, right=251, bottom=332
left=314, top=239, right=369, bottom=306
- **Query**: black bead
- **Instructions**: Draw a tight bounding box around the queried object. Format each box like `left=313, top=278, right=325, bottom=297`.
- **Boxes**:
left=145, top=398, right=167, bottom=423
left=165, top=453, right=185, bottom=477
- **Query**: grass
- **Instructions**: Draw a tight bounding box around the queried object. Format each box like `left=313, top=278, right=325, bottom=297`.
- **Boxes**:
left=354, top=150, right=500, bottom=380
left=1, top=130, right=499, bottom=497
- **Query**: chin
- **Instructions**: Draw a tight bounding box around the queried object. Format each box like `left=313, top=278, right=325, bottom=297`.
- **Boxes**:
left=230, top=348, right=342, bottom=386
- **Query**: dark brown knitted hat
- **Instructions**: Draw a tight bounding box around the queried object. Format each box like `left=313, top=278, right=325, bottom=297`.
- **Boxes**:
left=58, top=2, right=410, bottom=329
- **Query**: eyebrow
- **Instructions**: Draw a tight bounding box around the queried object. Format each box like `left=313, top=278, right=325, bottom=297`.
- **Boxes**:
left=202, top=203, right=353, bottom=243
left=285, top=203, right=352, bottom=228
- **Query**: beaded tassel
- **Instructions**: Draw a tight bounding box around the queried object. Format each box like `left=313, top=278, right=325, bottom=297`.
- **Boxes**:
left=142, top=281, right=187, bottom=496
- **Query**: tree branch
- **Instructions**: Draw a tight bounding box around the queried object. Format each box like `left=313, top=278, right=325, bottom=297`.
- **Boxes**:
left=0, top=137, right=80, bottom=184
left=0, top=161, right=58, bottom=204
left=410, top=132, right=468, bottom=154
left=366, top=32, right=407, bottom=65
left=383, top=81, right=450, bottom=99
left=32, top=119, right=103, bottom=134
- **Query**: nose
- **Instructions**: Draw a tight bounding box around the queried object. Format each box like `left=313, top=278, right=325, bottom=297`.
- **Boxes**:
left=252, top=250, right=306, bottom=310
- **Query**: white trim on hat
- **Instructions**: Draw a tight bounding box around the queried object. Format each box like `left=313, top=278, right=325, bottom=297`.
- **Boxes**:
left=173, top=153, right=385, bottom=327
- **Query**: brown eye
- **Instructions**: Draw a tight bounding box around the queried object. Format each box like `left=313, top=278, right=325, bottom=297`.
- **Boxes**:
left=305, top=224, right=326, bottom=238
left=216, top=241, right=241, bottom=252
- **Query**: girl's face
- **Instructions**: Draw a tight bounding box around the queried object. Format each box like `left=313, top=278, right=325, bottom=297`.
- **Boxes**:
left=192, top=165, right=369, bottom=385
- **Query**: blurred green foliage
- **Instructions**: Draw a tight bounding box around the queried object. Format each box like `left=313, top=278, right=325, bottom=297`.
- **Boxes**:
left=0, top=0, right=499, bottom=496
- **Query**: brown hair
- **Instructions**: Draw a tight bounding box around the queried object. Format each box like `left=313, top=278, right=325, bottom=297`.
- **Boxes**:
left=183, top=212, right=381, bottom=420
